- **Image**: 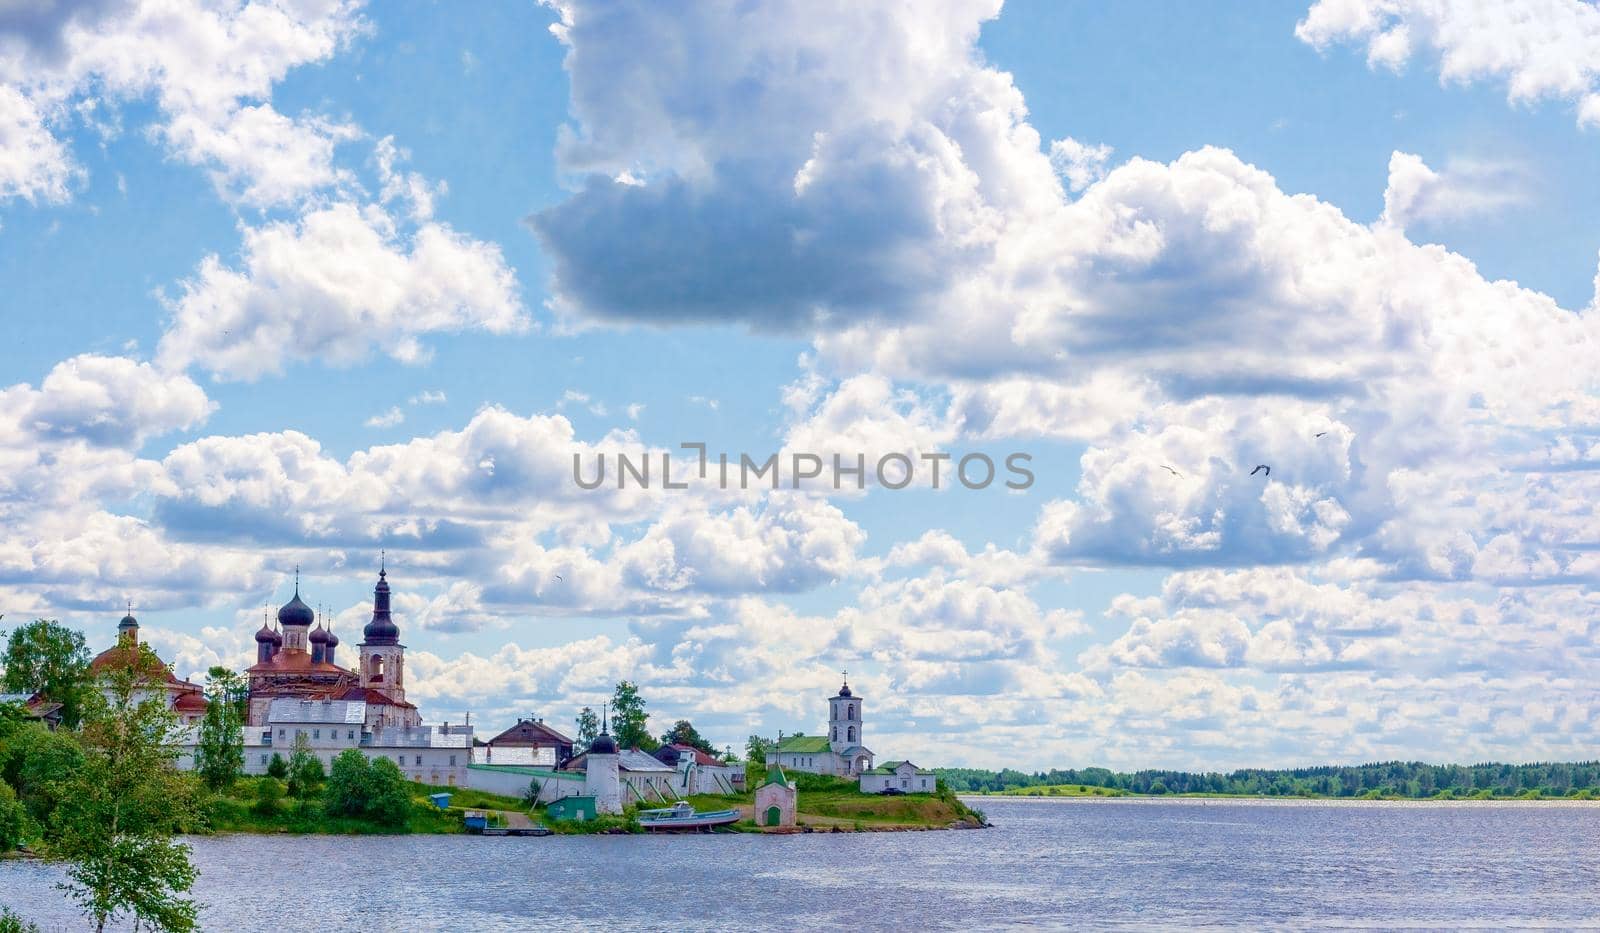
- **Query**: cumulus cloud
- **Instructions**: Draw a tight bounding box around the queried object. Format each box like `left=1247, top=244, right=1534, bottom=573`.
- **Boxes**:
left=1296, top=0, right=1600, bottom=127
left=0, top=0, right=367, bottom=208
left=156, top=202, right=527, bottom=379
left=0, top=354, right=213, bottom=447
left=1379, top=150, right=1526, bottom=230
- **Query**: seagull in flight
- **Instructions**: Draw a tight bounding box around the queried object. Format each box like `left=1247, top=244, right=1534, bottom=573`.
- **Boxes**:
left=555, top=574, right=563, bottom=582
left=1314, top=432, right=1327, bottom=438
left=1250, top=464, right=1271, bottom=477
left=1160, top=465, right=1181, bottom=477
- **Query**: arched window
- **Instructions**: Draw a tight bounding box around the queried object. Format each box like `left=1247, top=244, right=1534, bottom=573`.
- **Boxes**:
left=847, top=726, right=855, bottom=742
left=848, top=704, right=855, bottom=721
left=369, top=655, right=384, bottom=680
left=832, top=726, right=838, bottom=740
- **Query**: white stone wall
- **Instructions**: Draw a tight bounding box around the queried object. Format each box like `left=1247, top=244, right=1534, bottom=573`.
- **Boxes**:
left=465, top=765, right=586, bottom=802
left=587, top=752, right=623, bottom=814
left=860, top=770, right=935, bottom=794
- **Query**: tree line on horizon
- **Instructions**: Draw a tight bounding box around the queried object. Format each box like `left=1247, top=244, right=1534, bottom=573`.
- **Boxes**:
left=937, top=760, right=1600, bottom=798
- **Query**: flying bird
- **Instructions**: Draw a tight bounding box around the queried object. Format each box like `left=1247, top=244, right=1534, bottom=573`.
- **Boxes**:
left=555, top=575, right=563, bottom=582
left=1314, top=432, right=1327, bottom=438
left=1160, top=465, right=1181, bottom=476
left=1250, top=464, right=1270, bottom=477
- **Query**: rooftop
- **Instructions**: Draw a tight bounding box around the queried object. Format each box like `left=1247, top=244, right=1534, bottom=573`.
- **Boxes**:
left=774, top=735, right=832, bottom=754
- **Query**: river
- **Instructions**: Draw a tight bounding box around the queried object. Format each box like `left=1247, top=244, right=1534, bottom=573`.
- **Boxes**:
left=3, top=797, right=1598, bottom=929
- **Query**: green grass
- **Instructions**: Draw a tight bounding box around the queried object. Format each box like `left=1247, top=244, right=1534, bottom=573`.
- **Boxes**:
left=200, top=776, right=466, bottom=835
left=401, top=781, right=526, bottom=812
left=686, top=774, right=984, bottom=830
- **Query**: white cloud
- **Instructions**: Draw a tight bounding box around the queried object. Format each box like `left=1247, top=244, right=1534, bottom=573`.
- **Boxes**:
left=364, top=406, right=404, bottom=428
left=1048, top=136, right=1113, bottom=193
left=0, top=0, right=367, bottom=208
left=1379, top=150, right=1525, bottom=230
left=156, top=202, right=527, bottom=379
left=1, top=354, right=213, bottom=447
left=1297, top=0, right=1600, bottom=127
left=409, top=389, right=447, bottom=405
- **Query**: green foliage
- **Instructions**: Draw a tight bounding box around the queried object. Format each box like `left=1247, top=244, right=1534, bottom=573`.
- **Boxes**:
left=521, top=778, right=543, bottom=809
left=659, top=719, right=716, bottom=755
left=574, top=706, right=599, bottom=748
left=50, top=642, right=198, bottom=933
left=194, top=666, right=246, bottom=791
left=1, top=721, right=83, bottom=825
left=610, top=681, right=654, bottom=750
left=746, top=734, right=774, bottom=764
left=324, top=749, right=411, bottom=827
left=265, top=752, right=288, bottom=780
left=252, top=777, right=285, bottom=817
left=286, top=736, right=325, bottom=800
left=1, top=619, right=91, bottom=728
left=0, top=779, right=28, bottom=852
left=0, top=906, right=41, bottom=933
left=938, top=760, right=1600, bottom=799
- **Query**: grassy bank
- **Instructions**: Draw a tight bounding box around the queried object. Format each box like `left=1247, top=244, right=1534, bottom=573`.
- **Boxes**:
left=199, top=776, right=478, bottom=835
left=686, top=772, right=986, bottom=831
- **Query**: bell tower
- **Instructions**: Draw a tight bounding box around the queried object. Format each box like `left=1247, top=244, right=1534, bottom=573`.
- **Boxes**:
left=828, top=672, right=861, bottom=753
left=358, top=558, right=405, bottom=704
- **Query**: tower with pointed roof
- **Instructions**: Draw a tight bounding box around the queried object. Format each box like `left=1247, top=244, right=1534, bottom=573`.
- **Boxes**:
left=586, top=704, right=623, bottom=814
left=358, top=561, right=407, bottom=705
left=828, top=672, right=861, bottom=754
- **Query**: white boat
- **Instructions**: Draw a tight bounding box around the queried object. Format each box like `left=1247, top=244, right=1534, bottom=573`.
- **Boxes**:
left=637, top=801, right=741, bottom=831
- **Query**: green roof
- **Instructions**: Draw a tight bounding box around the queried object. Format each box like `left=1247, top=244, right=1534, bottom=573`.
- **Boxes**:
left=867, top=760, right=932, bottom=775
left=760, top=764, right=790, bottom=788
left=774, top=735, right=831, bottom=753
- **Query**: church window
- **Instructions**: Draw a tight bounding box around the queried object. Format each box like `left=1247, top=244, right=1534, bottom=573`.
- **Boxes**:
left=848, top=705, right=855, bottom=721
left=832, top=726, right=838, bottom=740
left=848, top=726, right=855, bottom=742
left=313, top=729, right=320, bottom=740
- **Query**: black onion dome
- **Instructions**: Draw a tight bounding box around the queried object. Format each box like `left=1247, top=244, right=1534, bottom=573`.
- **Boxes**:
left=325, top=630, right=340, bottom=647
left=118, top=612, right=138, bottom=631
left=254, top=622, right=277, bottom=644
left=837, top=681, right=852, bottom=698
left=362, top=568, right=400, bottom=644
left=589, top=733, right=618, bottom=755
left=310, top=625, right=331, bottom=645
left=278, top=589, right=314, bottom=628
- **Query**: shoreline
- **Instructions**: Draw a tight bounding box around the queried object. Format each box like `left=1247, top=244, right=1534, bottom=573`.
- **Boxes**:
left=962, top=793, right=1600, bottom=806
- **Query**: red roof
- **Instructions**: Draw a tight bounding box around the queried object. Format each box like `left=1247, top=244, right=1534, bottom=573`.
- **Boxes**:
left=89, top=641, right=190, bottom=687
left=334, top=686, right=416, bottom=709
left=173, top=691, right=209, bottom=712
left=487, top=718, right=574, bottom=747
left=246, top=649, right=352, bottom=676
left=667, top=743, right=724, bottom=767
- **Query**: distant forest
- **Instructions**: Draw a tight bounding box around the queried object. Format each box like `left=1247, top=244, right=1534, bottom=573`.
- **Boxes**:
left=936, top=761, right=1600, bottom=798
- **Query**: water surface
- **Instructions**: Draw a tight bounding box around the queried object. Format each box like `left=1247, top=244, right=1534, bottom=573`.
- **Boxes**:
left=3, top=797, right=1597, bottom=929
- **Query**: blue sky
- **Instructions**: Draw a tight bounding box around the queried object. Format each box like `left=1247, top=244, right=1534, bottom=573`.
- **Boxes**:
left=2, top=0, right=1598, bottom=770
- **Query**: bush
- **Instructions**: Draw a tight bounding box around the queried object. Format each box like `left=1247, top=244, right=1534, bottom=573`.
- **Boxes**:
left=252, top=777, right=285, bottom=817
left=0, top=906, right=41, bottom=933
left=325, top=750, right=412, bottom=828
left=266, top=753, right=288, bottom=780
left=0, top=780, right=28, bottom=852
left=287, top=747, right=326, bottom=800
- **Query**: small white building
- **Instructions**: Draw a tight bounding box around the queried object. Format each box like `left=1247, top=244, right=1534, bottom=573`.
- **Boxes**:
left=754, top=764, right=797, bottom=828
left=860, top=760, right=936, bottom=794
left=246, top=698, right=473, bottom=786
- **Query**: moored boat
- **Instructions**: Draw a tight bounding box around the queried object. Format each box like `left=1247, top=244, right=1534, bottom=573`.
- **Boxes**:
left=637, top=801, right=741, bottom=831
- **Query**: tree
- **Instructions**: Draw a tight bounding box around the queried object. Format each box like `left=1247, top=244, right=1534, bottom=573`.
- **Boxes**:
left=660, top=719, right=716, bottom=755
left=746, top=734, right=774, bottom=764
left=286, top=735, right=325, bottom=801
left=266, top=753, right=288, bottom=780
left=1, top=620, right=91, bottom=728
left=0, top=781, right=26, bottom=853
left=325, top=749, right=411, bottom=828
left=521, top=778, right=543, bottom=809
left=575, top=706, right=600, bottom=749
left=610, top=680, right=653, bottom=750
left=193, top=666, right=246, bottom=791
left=50, top=642, right=198, bottom=932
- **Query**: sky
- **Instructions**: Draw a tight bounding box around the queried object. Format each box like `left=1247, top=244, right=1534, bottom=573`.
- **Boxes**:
left=2, top=0, right=1599, bottom=772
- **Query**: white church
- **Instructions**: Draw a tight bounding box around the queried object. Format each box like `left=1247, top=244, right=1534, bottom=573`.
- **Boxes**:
left=767, top=676, right=875, bottom=777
